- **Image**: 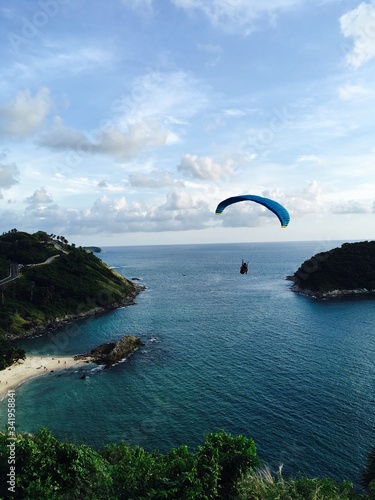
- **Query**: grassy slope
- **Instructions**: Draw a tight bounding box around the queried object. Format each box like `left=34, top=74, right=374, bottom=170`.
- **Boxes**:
left=0, top=230, right=136, bottom=338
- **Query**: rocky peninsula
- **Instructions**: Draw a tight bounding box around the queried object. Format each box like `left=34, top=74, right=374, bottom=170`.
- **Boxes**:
left=288, top=240, right=375, bottom=299
left=0, top=229, right=144, bottom=368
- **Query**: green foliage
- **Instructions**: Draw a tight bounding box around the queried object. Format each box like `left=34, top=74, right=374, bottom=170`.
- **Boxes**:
left=0, top=428, right=112, bottom=499
left=0, top=337, right=25, bottom=369
left=196, top=430, right=260, bottom=498
left=0, top=428, right=371, bottom=499
left=293, top=241, right=375, bottom=294
left=0, top=230, right=136, bottom=338
left=0, top=230, right=58, bottom=265
left=362, top=447, right=375, bottom=494
left=236, top=466, right=362, bottom=499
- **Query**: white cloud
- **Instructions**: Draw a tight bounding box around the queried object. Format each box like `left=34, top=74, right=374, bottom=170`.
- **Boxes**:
left=94, top=124, right=168, bottom=160
left=177, top=154, right=235, bottom=180
left=296, top=154, right=323, bottom=163
left=171, top=0, right=304, bottom=33
left=285, top=181, right=325, bottom=215
left=40, top=118, right=168, bottom=161
left=39, top=116, right=88, bottom=150
left=25, top=187, right=53, bottom=205
left=66, top=192, right=212, bottom=234
left=224, top=108, right=246, bottom=117
left=340, top=2, right=375, bottom=68
left=0, top=88, right=52, bottom=137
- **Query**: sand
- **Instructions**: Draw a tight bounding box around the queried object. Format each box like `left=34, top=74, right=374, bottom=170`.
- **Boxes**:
left=0, top=355, right=89, bottom=400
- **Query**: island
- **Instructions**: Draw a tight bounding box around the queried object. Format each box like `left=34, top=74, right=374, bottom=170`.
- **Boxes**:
left=287, top=240, right=375, bottom=299
left=0, top=229, right=144, bottom=368
left=83, top=246, right=102, bottom=253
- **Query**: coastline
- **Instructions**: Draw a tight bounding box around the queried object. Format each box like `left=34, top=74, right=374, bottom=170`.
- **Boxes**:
left=287, top=277, right=375, bottom=299
left=8, top=283, right=145, bottom=341
left=0, top=355, right=90, bottom=401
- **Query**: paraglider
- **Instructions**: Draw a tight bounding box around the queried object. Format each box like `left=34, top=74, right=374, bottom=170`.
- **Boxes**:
left=240, top=259, right=248, bottom=274
left=215, top=194, right=290, bottom=228
left=215, top=194, right=289, bottom=275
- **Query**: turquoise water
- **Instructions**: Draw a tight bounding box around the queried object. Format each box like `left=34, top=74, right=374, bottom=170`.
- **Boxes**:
left=2, top=241, right=375, bottom=487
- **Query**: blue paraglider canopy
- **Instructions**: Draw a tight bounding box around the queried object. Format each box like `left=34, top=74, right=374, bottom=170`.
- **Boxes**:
left=215, top=194, right=290, bottom=228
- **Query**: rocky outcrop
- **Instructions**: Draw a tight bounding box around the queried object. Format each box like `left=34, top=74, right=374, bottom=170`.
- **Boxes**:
left=75, top=334, right=144, bottom=367
left=287, top=276, right=375, bottom=299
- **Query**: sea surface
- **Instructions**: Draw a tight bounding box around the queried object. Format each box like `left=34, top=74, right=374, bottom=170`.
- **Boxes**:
left=2, top=241, right=375, bottom=487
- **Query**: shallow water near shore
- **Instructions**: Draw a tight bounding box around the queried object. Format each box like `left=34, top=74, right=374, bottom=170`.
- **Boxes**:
left=2, top=241, right=375, bottom=488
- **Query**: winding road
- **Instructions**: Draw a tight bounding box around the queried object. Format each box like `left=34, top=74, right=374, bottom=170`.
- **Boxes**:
left=0, top=254, right=61, bottom=287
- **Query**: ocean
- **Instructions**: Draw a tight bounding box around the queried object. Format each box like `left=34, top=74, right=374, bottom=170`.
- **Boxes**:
left=2, top=241, right=375, bottom=488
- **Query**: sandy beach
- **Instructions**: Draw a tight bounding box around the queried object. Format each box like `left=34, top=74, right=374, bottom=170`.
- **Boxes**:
left=0, top=355, right=89, bottom=400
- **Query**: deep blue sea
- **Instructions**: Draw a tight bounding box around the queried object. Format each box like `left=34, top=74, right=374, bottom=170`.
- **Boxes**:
left=2, top=241, right=375, bottom=488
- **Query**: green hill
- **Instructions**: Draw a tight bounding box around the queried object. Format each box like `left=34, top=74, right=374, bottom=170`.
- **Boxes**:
left=289, top=240, right=375, bottom=298
left=0, top=229, right=139, bottom=349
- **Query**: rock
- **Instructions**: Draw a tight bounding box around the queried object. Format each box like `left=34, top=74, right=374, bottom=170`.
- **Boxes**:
left=75, top=335, right=144, bottom=367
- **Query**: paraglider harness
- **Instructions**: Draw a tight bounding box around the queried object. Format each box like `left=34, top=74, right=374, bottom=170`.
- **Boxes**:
left=240, top=259, right=248, bottom=274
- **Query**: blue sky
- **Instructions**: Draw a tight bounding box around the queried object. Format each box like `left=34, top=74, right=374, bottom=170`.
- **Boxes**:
left=1, top=0, right=375, bottom=246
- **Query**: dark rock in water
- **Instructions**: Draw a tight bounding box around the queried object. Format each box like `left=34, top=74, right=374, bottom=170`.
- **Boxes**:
left=80, top=374, right=87, bottom=379
left=131, top=277, right=141, bottom=281
left=75, top=335, right=144, bottom=367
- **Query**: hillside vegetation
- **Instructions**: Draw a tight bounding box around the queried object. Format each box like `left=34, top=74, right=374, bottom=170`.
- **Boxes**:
left=290, top=241, right=375, bottom=296
left=1, top=428, right=373, bottom=499
left=0, top=230, right=138, bottom=365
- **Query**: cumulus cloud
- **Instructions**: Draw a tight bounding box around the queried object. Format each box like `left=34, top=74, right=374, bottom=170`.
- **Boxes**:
left=0, top=154, right=19, bottom=198
left=25, top=188, right=53, bottom=206
left=0, top=88, right=52, bottom=137
left=94, top=124, right=167, bottom=160
left=39, top=116, right=88, bottom=150
left=284, top=181, right=324, bottom=215
left=177, top=154, right=235, bottom=180
left=340, top=2, right=375, bottom=68
left=39, top=118, right=168, bottom=160
left=170, top=0, right=304, bottom=33
left=66, top=192, right=212, bottom=234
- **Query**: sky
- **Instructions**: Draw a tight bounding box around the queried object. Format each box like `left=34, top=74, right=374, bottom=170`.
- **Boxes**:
left=1, top=0, right=375, bottom=247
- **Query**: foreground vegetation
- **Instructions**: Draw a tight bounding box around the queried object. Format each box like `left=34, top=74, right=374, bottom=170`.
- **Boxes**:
left=0, top=428, right=374, bottom=499
left=291, top=240, right=375, bottom=295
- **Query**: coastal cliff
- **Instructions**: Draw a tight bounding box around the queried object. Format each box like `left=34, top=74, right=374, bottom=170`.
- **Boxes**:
left=0, top=230, right=143, bottom=341
left=288, top=240, right=375, bottom=299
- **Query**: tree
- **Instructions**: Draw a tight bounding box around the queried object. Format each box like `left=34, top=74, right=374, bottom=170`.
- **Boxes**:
left=362, top=446, right=375, bottom=494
